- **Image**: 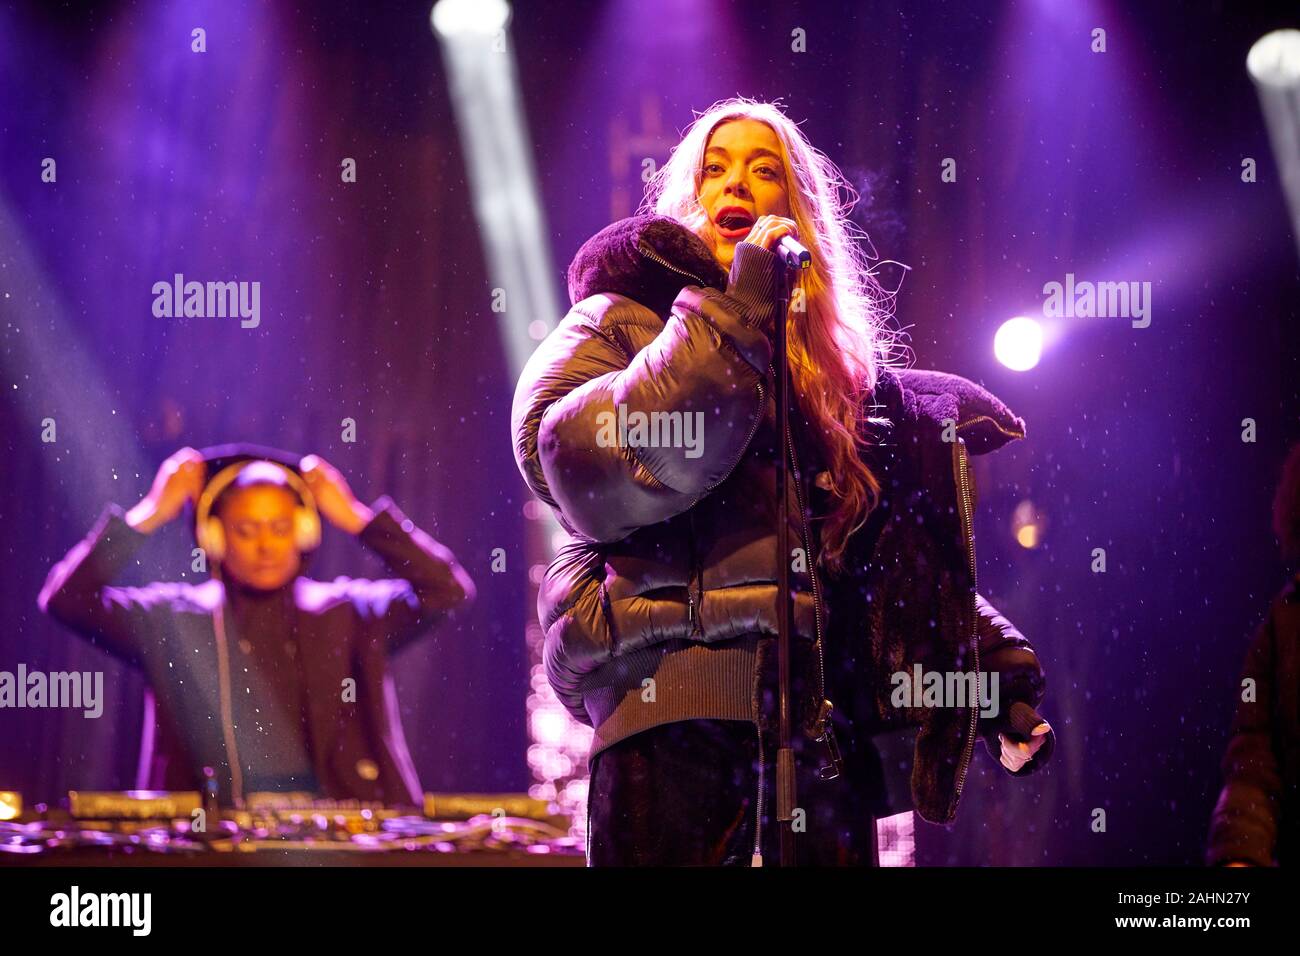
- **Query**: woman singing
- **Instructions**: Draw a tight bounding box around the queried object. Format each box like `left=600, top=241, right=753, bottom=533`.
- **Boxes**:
left=512, top=97, right=1055, bottom=866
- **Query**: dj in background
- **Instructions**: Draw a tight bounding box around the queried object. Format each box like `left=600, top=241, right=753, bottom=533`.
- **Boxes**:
left=38, top=444, right=476, bottom=807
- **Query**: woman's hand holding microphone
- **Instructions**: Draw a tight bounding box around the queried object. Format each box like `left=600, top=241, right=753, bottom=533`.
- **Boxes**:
left=742, top=214, right=800, bottom=257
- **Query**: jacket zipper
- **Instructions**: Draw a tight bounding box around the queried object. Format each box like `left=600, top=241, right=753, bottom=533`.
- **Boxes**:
left=687, top=511, right=704, bottom=636
left=947, top=434, right=981, bottom=815
left=785, top=424, right=842, bottom=780
left=637, top=243, right=705, bottom=285
left=953, top=413, right=1025, bottom=442
left=752, top=721, right=765, bottom=866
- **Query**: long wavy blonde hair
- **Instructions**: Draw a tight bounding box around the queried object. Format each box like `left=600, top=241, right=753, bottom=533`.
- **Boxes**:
left=641, top=96, right=907, bottom=574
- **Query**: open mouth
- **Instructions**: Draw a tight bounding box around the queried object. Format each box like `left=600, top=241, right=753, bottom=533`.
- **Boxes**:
left=714, top=206, right=756, bottom=240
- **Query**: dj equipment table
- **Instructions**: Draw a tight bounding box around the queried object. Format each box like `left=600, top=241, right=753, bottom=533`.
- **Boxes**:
left=0, top=792, right=586, bottom=866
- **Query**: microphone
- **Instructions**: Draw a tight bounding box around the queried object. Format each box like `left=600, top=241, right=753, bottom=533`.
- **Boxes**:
left=776, top=236, right=811, bottom=272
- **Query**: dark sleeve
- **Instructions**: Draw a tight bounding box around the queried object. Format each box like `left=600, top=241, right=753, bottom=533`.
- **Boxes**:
left=511, top=242, right=782, bottom=543
left=37, top=504, right=152, bottom=666
left=975, top=593, right=1056, bottom=776
left=353, top=495, right=476, bottom=654
left=1205, top=607, right=1281, bottom=866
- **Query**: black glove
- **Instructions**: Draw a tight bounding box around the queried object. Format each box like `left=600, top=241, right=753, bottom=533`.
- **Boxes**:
left=982, top=700, right=1054, bottom=776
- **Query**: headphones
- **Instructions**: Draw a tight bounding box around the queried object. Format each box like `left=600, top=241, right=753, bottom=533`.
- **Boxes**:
left=193, top=459, right=322, bottom=562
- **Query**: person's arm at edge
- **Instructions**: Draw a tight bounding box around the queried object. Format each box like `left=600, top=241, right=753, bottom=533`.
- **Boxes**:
left=1205, top=605, right=1281, bottom=867
left=975, top=593, right=1055, bottom=776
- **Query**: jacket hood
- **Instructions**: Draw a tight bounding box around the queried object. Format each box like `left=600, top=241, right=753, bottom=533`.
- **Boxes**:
left=567, top=214, right=728, bottom=315
left=881, top=366, right=1027, bottom=455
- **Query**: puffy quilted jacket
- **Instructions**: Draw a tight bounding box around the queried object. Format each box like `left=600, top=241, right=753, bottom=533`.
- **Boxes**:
left=512, top=214, right=1055, bottom=824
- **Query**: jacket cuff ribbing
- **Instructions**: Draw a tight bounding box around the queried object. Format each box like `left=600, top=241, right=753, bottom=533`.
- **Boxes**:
left=720, top=242, right=783, bottom=335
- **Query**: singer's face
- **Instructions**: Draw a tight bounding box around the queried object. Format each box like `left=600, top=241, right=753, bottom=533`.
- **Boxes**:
left=698, top=119, right=791, bottom=270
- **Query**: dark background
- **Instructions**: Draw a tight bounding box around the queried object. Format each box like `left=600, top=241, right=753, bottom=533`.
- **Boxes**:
left=2, top=0, right=1296, bottom=865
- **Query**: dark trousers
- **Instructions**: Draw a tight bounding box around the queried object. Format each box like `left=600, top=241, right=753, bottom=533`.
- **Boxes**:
left=587, top=717, right=882, bottom=866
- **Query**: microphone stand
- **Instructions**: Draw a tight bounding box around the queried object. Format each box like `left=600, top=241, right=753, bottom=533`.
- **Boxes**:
left=772, top=241, right=810, bottom=867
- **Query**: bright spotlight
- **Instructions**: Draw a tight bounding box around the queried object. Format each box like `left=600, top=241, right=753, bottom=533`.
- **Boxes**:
left=1248, top=29, right=1300, bottom=265
left=431, top=0, right=511, bottom=39
left=430, top=0, right=585, bottom=837
left=1247, top=28, right=1300, bottom=86
left=994, top=316, right=1043, bottom=371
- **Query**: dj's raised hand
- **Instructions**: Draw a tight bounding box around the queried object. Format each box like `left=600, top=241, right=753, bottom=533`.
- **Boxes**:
left=126, top=446, right=205, bottom=534
left=299, top=455, right=374, bottom=534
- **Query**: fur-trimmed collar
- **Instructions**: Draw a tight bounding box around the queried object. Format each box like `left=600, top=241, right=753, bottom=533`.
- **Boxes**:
left=878, top=367, right=1027, bottom=457
left=567, top=214, right=727, bottom=316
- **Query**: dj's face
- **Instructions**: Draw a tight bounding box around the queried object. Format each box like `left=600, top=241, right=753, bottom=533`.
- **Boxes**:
left=218, top=485, right=302, bottom=591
